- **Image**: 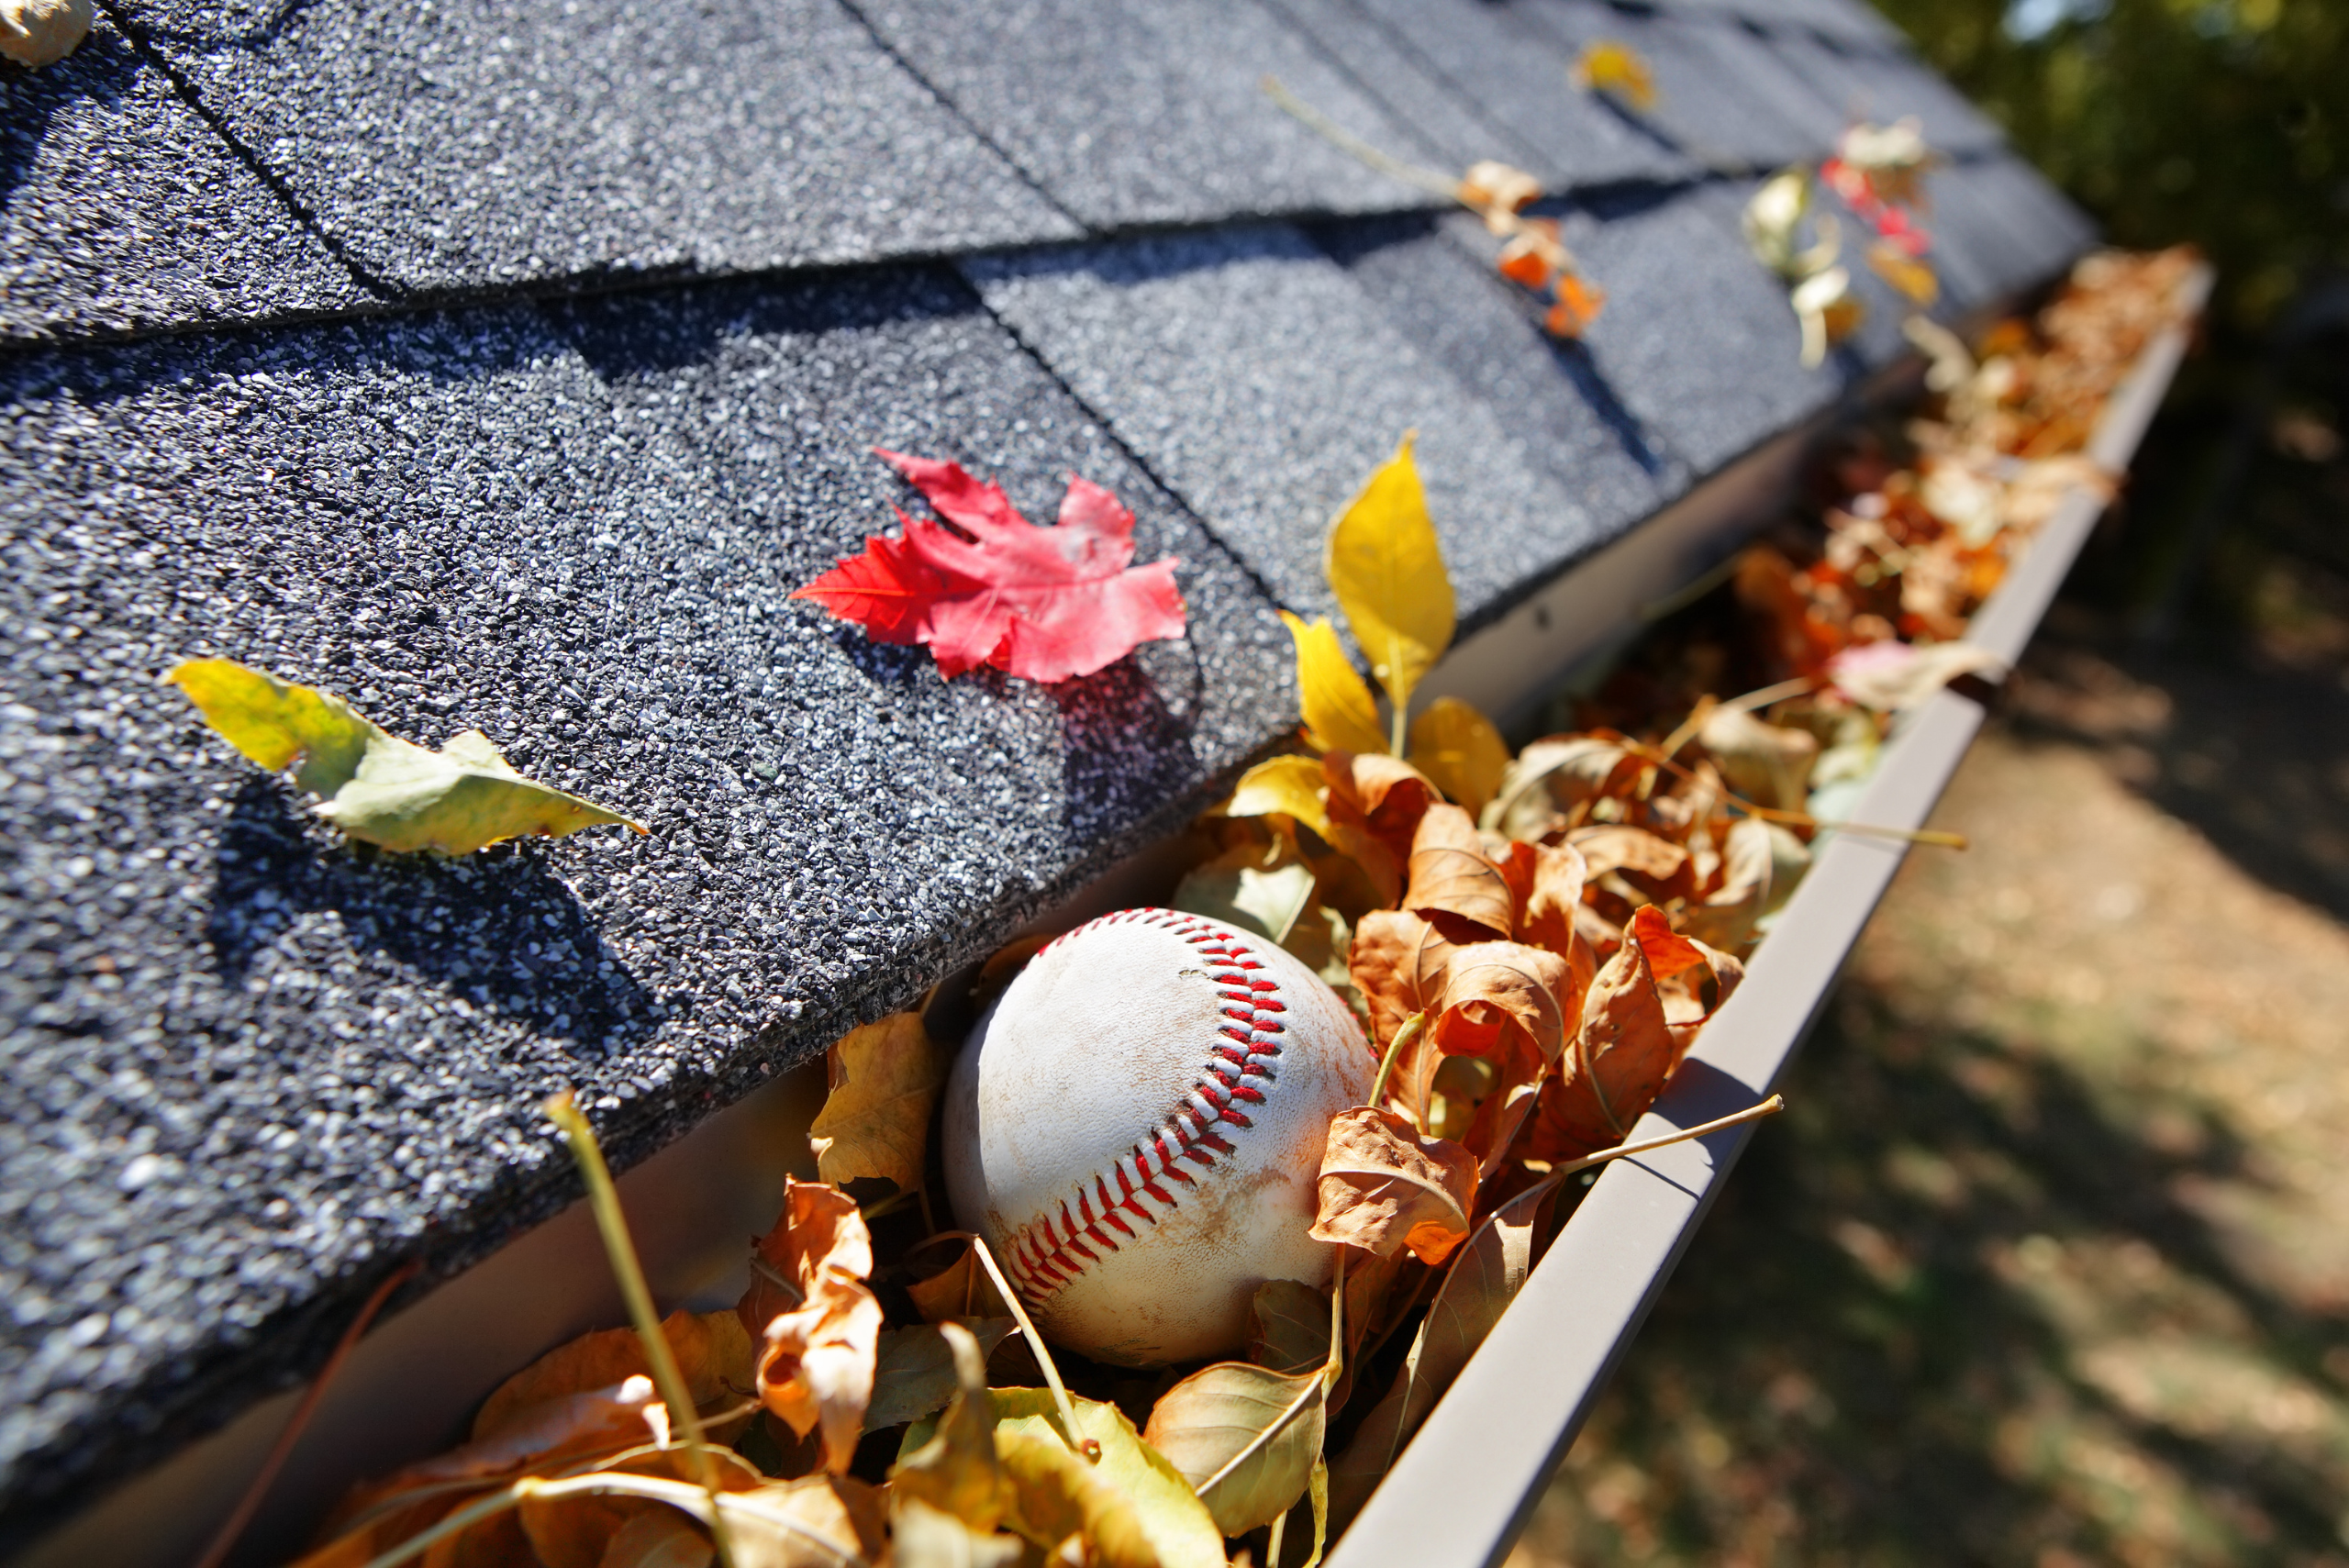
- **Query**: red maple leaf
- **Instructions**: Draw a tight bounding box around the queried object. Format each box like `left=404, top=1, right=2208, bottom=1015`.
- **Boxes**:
left=793, top=450, right=1186, bottom=684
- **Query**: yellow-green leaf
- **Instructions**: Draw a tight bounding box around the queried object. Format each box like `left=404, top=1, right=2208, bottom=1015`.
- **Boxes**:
left=904, top=1391, right=1224, bottom=1568
left=1279, top=613, right=1386, bottom=757
left=1224, top=754, right=1335, bottom=844
left=1325, top=435, right=1455, bottom=731
left=169, top=658, right=645, bottom=855
left=1246, top=1280, right=1331, bottom=1378
left=1141, top=1362, right=1327, bottom=1538
left=1173, top=843, right=1319, bottom=945
left=888, top=1322, right=1010, bottom=1531
left=889, top=1496, right=1024, bottom=1568
left=1406, top=697, right=1511, bottom=820
left=808, top=1014, right=952, bottom=1192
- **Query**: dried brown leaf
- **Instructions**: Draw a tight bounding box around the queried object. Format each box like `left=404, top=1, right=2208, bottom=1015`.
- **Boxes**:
left=808, top=1012, right=951, bottom=1193
left=741, top=1179, right=881, bottom=1475
left=1348, top=908, right=1458, bottom=1058
left=1404, top=803, right=1514, bottom=938
left=473, top=1310, right=754, bottom=1444
left=1310, top=1106, right=1478, bottom=1265
left=1529, top=906, right=1687, bottom=1159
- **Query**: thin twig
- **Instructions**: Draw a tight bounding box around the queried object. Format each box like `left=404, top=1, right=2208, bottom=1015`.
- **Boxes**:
left=1524, top=1095, right=1787, bottom=1178
left=547, top=1092, right=739, bottom=1568
left=1369, top=1012, right=1426, bottom=1111
left=1262, top=76, right=1459, bottom=198
left=968, top=1234, right=1094, bottom=1460
left=190, top=1258, right=421, bottom=1568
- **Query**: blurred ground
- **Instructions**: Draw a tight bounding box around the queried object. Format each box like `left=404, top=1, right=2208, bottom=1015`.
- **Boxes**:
left=1509, top=593, right=2349, bottom=1565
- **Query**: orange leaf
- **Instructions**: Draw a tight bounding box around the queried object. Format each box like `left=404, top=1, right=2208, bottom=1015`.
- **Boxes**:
left=1497, top=238, right=1553, bottom=290
left=905, top=1239, right=1015, bottom=1324
left=1544, top=274, right=1605, bottom=338
left=1530, top=906, right=1683, bottom=1160
left=1431, top=940, right=1575, bottom=1073
left=1569, top=825, right=1688, bottom=884
left=740, top=1178, right=881, bottom=1475
left=1349, top=908, right=1458, bottom=1055
left=1519, top=842, right=1591, bottom=973
left=473, top=1310, right=754, bottom=1444
left=1405, top=803, right=1514, bottom=939
left=1310, top=1107, right=1479, bottom=1265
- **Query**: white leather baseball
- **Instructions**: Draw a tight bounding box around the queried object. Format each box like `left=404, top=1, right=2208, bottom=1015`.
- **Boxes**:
left=942, top=908, right=1375, bottom=1366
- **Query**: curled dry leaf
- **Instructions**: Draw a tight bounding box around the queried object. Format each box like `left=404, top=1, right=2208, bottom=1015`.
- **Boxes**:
left=473, top=1309, right=754, bottom=1444
left=1569, top=825, right=1689, bottom=885
left=1483, top=733, right=1639, bottom=838
left=1698, top=704, right=1819, bottom=812
left=1323, top=751, right=1441, bottom=905
left=1311, top=1106, right=1478, bottom=1265
left=1325, top=434, right=1456, bottom=728
left=1679, top=817, right=1805, bottom=953
left=793, top=450, right=1185, bottom=684
left=1518, top=841, right=1593, bottom=978
left=1431, top=940, right=1575, bottom=1074
left=1348, top=908, right=1457, bottom=1054
left=809, top=1013, right=952, bottom=1193
left=1327, top=1175, right=1553, bottom=1527
left=1280, top=612, right=1388, bottom=758
left=1406, top=695, right=1511, bottom=818
left=1825, top=639, right=2007, bottom=713
left=704, top=1473, right=888, bottom=1568
left=742, top=1178, right=882, bottom=1475
left=1404, top=803, right=1514, bottom=939
left=1142, top=1361, right=1326, bottom=1538
left=1530, top=906, right=1691, bottom=1159
left=170, top=659, right=645, bottom=856
left=891, top=1496, right=1026, bottom=1568
left=0, top=0, right=91, bottom=68
left=1457, top=160, right=1542, bottom=230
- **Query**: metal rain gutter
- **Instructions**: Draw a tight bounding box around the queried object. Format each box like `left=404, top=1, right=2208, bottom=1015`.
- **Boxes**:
left=1326, top=262, right=2214, bottom=1568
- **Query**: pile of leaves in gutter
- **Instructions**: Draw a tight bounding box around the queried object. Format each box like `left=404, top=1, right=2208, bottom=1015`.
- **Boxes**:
left=259, top=248, right=2197, bottom=1568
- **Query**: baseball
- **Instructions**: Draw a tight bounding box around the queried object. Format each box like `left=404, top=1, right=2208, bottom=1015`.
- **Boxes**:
left=942, top=908, right=1375, bottom=1366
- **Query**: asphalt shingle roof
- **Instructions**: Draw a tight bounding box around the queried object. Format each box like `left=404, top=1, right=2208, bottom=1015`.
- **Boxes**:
left=0, top=0, right=2094, bottom=1544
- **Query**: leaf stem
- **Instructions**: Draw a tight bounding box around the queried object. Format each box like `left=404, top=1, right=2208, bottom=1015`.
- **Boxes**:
left=546, top=1092, right=739, bottom=1568
left=192, top=1258, right=421, bottom=1568
left=354, top=1471, right=866, bottom=1568
left=1369, top=1012, right=1427, bottom=1111
left=1267, top=1507, right=1290, bottom=1568
left=1261, top=76, right=1460, bottom=199
left=967, top=1234, right=1095, bottom=1461
left=1529, top=1095, right=1787, bottom=1178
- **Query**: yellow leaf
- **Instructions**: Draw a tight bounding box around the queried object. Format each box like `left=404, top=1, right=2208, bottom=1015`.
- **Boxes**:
left=1867, top=239, right=1941, bottom=306
left=1324, top=435, right=1455, bottom=740
left=888, top=1322, right=1010, bottom=1532
left=472, top=1310, right=754, bottom=1443
left=1406, top=697, right=1510, bottom=818
left=169, top=658, right=645, bottom=855
left=808, top=1013, right=952, bottom=1192
left=1141, top=1361, right=1326, bottom=1537
left=1279, top=612, right=1387, bottom=756
left=1224, top=753, right=1335, bottom=844
left=1569, top=39, right=1658, bottom=113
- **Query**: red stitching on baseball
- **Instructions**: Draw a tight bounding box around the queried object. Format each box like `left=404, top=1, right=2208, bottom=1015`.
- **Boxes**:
left=1000, top=908, right=1288, bottom=1310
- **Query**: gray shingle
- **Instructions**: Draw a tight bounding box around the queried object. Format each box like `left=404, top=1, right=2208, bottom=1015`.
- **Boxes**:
left=1769, top=33, right=2007, bottom=155
left=0, top=17, right=373, bottom=343
left=854, top=0, right=1447, bottom=230
left=1256, top=0, right=1553, bottom=179
left=0, top=267, right=1290, bottom=1527
left=963, top=226, right=1614, bottom=634
left=1507, top=0, right=1843, bottom=170
left=1308, top=211, right=1687, bottom=529
left=104, top=0, right=1080, bottom=293
left=1486, top=183, right=1851, bottom=476
left=1340, top=0, right=1693, bottom=188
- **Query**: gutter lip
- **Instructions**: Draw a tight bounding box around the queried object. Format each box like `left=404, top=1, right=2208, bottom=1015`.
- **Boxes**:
left=1326, top=259, right=2215, bottom=1568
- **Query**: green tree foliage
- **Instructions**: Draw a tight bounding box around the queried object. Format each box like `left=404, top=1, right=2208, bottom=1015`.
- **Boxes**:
left=1876, top=0, right=2348, bottom=328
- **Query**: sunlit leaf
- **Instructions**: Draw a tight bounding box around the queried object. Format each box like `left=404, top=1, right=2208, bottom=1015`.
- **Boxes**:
left=1698, top=705, right=1820, bottom=812
left=1325, top=435, right=1456, bottom=730
left=1280, top=611, right=1389, bottom=756
left=1143, top=1362, right=1327, bottom=1537
left=1868, top=239, right=1941, bottom=305
left=1223, top=753, right=1336, bottom=844
left=1403, top=803, right=1514, bottom=939
left=890, top=1496, right=1025, bottom=1568
left=1530, top=906, right=1687, bottom=1158
left=906, top=1240, right=1014, bottom=1326
left=1173, top=842, right=1319, bottom=944
left=1457, top=160, right=1542, bottom=231
left=0, top=0, right=93, bottom=68
left=889, top=1322, right=1010, bottom=1530
left=1569, top=39, right=1658, bottom=112
left=1311, top=1106, right=1477, bottom=1265
left=741, top=1179, right=881, bottom=1475
left=473, top=1310, right=754, bottom=1445
left=1406, top=697, right=1510, bottom=819
left=808, top=1013, right=952, bottom=1193
left=170, top=658, right=645, bottom=855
